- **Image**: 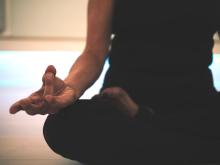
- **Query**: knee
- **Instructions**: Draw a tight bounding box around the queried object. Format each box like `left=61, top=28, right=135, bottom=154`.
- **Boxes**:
left=43, top=113, right=92, bottom=163
left=43, top=114, right=66, bottom=157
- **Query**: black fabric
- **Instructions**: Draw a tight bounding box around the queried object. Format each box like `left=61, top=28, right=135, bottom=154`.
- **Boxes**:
left=103, top=0, right=220, bottom=108
left=43, top=98, right=220, bottom=165
left=134, top=104, right=155, bottom=122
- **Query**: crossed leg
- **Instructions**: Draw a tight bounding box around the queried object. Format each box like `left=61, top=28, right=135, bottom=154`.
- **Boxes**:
left=43, top=87, right=220, bottom=165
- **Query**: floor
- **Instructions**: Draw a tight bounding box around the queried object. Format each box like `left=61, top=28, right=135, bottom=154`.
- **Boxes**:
left=0, top=51, right=110, bottom=165
left=0, top=51, right=220, bottom=165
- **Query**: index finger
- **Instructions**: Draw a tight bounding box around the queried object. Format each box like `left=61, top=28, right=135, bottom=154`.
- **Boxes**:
left=9, top=97, right=31, bottom=114
left=43, top=65, right=56, bottom=96
left=45, top=65, right=56, bottom=75
left=9, top=102, right=23, bottom=114
left=43, top=72, right=55, bottom=96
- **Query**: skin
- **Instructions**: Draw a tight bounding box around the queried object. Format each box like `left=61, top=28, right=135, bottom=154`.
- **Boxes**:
left=9, top=0, right=139, bottom=118
left=93, top=87, right=138, bottom=118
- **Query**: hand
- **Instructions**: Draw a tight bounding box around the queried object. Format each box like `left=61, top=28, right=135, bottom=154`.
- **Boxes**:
left=9, top=65, right=77, bottom=115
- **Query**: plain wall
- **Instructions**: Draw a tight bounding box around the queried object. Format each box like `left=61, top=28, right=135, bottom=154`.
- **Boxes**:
left=6, top=0, right=87, bottom=38
left=0, top=0, right=219, bottom=52
left=0, top=0, right=88, bottom=50
left=0, top=0, right=5, bottom=32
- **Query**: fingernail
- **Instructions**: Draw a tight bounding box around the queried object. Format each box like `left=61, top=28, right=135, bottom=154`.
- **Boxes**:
left=45, top=73, right=53, bottom=80
left=46, top=65, right=56, bottom=74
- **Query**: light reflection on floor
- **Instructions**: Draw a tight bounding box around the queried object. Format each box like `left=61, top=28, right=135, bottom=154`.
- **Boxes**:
left=0, top=51, right=109, bottom=98
left=1, top=51, right=220, bottom=91
left=0, top=51, right=220, bottom=165
left=0, top=51, right=109, bottom=165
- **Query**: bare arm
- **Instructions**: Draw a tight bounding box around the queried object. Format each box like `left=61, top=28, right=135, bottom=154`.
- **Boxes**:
left=9, top=0, right=115, bottom=115
left=64, top=0, right=115, bottom=98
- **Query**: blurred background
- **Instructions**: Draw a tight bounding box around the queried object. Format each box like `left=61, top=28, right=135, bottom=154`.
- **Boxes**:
left=0, top=0, right=220, bottom=165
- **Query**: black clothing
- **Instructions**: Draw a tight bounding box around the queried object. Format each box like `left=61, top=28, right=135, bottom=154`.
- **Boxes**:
left=103, top=0, right=220, bottom=108
left=43, top=1, right=220, bottom=164
left=43, top=97, right=220, bottom=165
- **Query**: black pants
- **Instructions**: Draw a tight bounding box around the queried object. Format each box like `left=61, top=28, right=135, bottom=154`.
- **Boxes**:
left=43, top=95, right=220, bottom=165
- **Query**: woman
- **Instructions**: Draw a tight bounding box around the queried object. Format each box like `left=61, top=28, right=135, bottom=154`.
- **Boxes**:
left=10, top=0, right=220, bottom=164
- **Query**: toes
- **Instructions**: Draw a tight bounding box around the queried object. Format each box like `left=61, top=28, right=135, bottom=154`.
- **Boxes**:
left=101, top=87, right=126, bottom=99
left=100, top=87, right=138, bottom=118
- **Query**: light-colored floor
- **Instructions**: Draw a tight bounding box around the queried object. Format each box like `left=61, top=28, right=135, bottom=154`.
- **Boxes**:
left=0, top=51, right=110, bottom=165
left=0, top=89, right=82, bottom=165
left=0, top=51, right=220, bottom=165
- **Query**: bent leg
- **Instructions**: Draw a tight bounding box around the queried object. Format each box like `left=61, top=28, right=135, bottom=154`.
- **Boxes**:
left=43, top=99, right=130, bottom=164
left=43, top=97, right=220, bottom=164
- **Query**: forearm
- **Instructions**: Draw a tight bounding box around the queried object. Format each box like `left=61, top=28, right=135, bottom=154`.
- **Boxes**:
left=64, top=0, right=114, bottom=99
left=64, top=51, right=106, bottom=99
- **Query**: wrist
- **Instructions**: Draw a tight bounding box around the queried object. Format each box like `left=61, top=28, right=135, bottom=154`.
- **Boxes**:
left=64, top=78, right=82, bottom=99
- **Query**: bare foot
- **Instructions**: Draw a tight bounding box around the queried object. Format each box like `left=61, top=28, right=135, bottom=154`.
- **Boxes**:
left=92, top=87, right=139, bottom=118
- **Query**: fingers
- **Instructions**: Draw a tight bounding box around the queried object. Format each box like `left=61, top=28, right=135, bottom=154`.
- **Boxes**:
left=9, top=101, right=23, bottom=114
left=45, top=65, right=56, bottom=75
left=43, top=95, right=61, bottom=114
left=9, top=97, right=33, bottom=114
left=43, top=72, right=55, bottom=96
left=44, top=88, right=75, bottom=114
left=92, top=88, right=119, bottom=100
left=9, top=96, right=47, bottom=115
left=101, top=87, right=126, bottom=99
left=43, top=65, right=56, bottom=96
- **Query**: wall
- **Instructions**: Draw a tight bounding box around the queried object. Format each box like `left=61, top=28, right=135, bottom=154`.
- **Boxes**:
left=0, top=0, right=219, bottom=52
left=10, top=0, right=87, bottom=38
left=0, top=0, right=5, bottom=32
left=0, top=0, right=87, bottom=51
left=0, top=0, right=87, bottom=38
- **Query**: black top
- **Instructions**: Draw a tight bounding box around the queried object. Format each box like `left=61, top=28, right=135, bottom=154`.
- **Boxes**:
left=102, top=0, right=220, bottom=110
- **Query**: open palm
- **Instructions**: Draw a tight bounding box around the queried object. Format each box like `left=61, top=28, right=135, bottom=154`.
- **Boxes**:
left=9, top=65, right=77, bottom=115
